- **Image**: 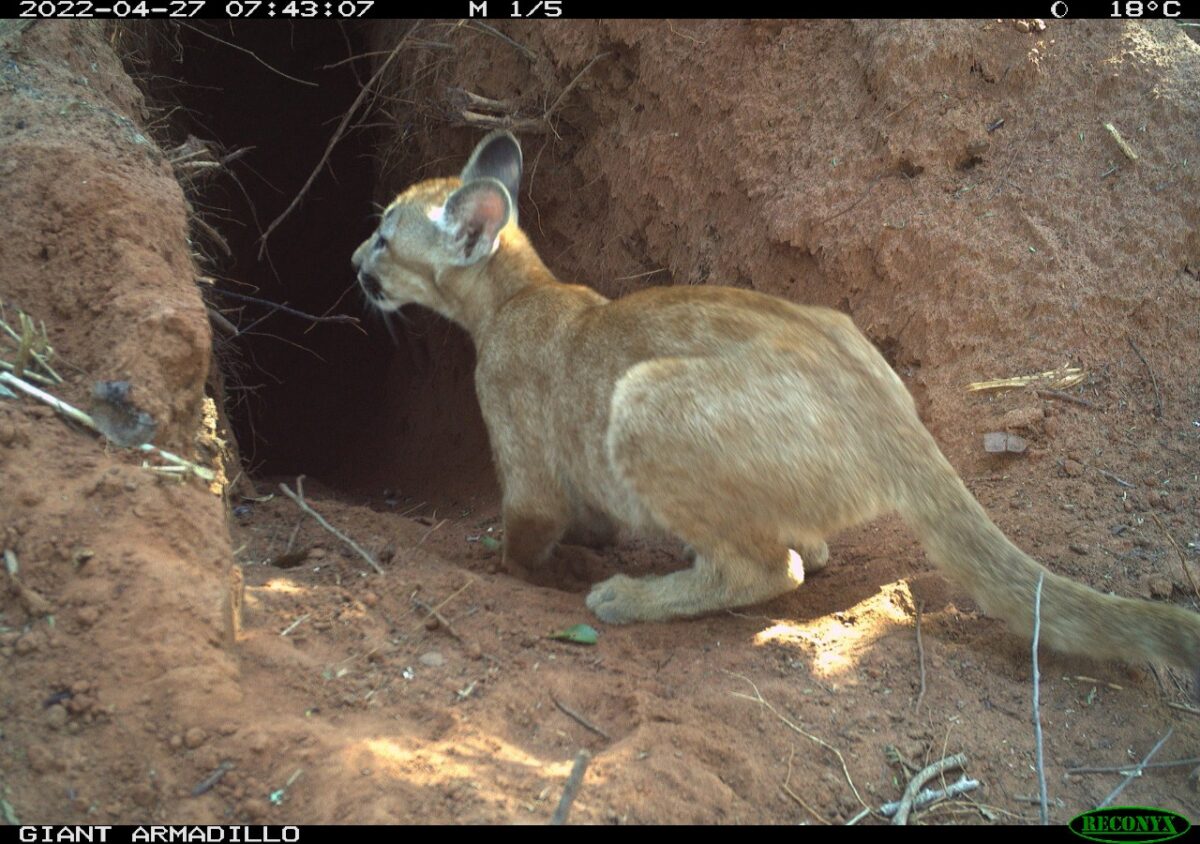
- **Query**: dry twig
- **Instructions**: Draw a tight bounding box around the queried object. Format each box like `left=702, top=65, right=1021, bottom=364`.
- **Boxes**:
left=1032, top=572, right=1049, bottom=826
left=259, top=22, right=420, bottom=257
left=552, top=697, right=612, bottom=741
left=1097, top=728, right=1174, bottom=808
left=550, top=749, right=591, bottom=825
left=892, top=753, right=969, bottom=826
left=278, top=476, right=383, bottom=574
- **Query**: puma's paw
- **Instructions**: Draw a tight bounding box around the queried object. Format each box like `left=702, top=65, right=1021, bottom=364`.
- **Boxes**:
left=586, top=574, right=643, bottom=624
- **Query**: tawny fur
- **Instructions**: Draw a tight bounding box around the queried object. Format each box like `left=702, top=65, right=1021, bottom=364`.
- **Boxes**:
left=352, top=131, right=1200, bottom=674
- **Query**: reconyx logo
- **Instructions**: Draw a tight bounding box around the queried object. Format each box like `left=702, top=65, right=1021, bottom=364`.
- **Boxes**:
left=1069, top=807, right=1191, bottom=844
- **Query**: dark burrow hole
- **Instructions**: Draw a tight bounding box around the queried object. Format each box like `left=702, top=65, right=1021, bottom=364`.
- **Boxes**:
left=144, top=23, right=494, bottom=509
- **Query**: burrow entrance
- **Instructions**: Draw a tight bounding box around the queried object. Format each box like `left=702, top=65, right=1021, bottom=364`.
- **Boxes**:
left=143, top=22, right=495, bottom=508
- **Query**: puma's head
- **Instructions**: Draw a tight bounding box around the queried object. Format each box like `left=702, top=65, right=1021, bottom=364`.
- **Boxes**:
left=352, top=131, right=523, bottom=315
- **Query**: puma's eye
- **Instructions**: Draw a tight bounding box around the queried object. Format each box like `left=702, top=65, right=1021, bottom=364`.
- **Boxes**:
left=373, top=234, right=387, bottom=252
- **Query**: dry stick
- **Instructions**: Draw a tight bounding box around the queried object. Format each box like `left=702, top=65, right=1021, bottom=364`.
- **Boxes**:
left=209, top=289, right=361, bottom=325
left=258, top=22, right=420, bottom=258
left=412, top=596, right=466, bottom=645
left=1097, top=728, right=1174, bottom=808
left=550, top=750, right=592, bottom=825
left=891, top=753, right=968, bottom=826
left=1150, top=513, right=1200, bottom=603
left=879, top=775, right=980, bottom=819
left=1126, top=337, right=1163, bottom=419
left=552, top=697, right=612, bottom=741
left=1094, top=466, right=1135, bottom=489
left=913, top=601, right=927, bottom=713
left=1104, top=122, right=1139, bottom=162
left=1165, top=701, right=1200, bottom=717
left=1036, top=388, right=1095, bottom=408
left=277, top=477, right=384, bottom=574
left=727, top=672, right=871, bottom=813
left=1068, top=756, right=1200, bottom=775
left=543, top=52, right=610, bottom=124
left=182, top=23, right=318, bottom=87
left=1032, top=572, right=1049, bottom=826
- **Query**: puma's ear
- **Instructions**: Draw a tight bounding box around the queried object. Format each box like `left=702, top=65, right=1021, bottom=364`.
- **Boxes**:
left=461, top=131, right=523, bottom=218
left=438, top=178, right=512, bottom=266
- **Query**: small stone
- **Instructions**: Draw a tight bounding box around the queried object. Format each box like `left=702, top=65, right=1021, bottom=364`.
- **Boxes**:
left=984, top=431, right=1027, bottom=453
left=309, top=548, right=327, bottom=560
left=1069, top=543, right=1088, bottom=555
left=419, top=651, right=444, bottom=668
left=1014, top=19, right=1030, bottom=32
left=45, top=704, right=69, bottom=730
left=466, top=642, right=483, bottom=660
left=424, top=616, right=440, bottom=631
left=14, top=635, right=37, bottom=655
left=361, top=591, right=378, bottom=608
left=184, top=727, right=207, bottom=749
left=169, top=734, right=183, bottom=749
left=77, top=606, right=100, bottom=627
left=1062, top=459, right=1084, bottom=477
left=1122, top=499, right=1134, bottom=513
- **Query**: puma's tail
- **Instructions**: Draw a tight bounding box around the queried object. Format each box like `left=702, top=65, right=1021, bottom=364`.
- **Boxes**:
left=898, top=440, right=1200, bottom=673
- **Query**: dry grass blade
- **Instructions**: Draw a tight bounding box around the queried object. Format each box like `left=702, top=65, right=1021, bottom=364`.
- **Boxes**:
left=967, top=365, right=1085, bottom=393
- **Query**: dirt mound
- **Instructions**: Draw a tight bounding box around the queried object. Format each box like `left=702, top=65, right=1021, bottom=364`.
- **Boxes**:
left=0, top=19, right=1198, bottom=825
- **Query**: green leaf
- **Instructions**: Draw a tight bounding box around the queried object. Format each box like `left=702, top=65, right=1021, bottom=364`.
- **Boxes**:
left=548, top=624, right=598, bottom=645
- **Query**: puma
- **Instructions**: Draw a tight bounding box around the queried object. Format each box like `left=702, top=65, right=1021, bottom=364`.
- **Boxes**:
left=352, top=130, right=1200, bottom=676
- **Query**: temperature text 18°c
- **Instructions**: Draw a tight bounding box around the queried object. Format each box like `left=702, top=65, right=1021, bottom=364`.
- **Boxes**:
left=1111, top=0, right=1182, bottom=14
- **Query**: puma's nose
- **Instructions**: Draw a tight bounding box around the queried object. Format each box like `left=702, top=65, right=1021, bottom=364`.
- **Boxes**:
left=358, top=270, right=383, bottom=300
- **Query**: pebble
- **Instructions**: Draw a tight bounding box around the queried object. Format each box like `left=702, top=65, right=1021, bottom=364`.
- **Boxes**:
left=419, top=651, right=444, bottom=668
left=45, top=704, right=68, bottom=730
left=185, top=727, right=207, bottom=748
left=1062, top=459, right=1084, bottom=477
left=77, top=606, right=100, bottom=627
left=1014, top=19, right=1030, bottom=32
left=1069, top=543, right=1089, bottom=555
